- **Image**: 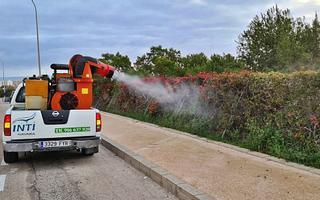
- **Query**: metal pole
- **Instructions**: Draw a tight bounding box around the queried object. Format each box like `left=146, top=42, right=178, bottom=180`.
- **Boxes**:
left=0, top=60, right=5, bottom=98
left=2, top=62, right=5, bottom=98
left=30, top=0, right=41, bottom=76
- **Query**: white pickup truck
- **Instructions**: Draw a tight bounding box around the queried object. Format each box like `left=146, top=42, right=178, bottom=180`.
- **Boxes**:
left=2, top=83, right=101, bottom=163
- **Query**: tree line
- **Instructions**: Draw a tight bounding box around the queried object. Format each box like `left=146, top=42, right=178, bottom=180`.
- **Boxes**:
left=99, top=6, right=320, bottom=76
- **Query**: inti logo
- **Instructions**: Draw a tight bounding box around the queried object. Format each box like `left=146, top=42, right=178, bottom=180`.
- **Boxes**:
left=12, top=113, right=36, bottom=135
left=13, top=123, right=36, bottom=132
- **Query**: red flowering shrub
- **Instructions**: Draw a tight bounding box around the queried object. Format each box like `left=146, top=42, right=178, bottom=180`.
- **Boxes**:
left=94, top=71, right=320, bottom=168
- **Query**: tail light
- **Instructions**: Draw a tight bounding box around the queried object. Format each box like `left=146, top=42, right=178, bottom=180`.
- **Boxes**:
left=4, top=114, right=11, bottom=136
left=96, top=113, right=102, bottom=132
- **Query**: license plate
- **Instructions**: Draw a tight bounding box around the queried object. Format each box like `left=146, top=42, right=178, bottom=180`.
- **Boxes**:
left=39, top=140, right=71, bottom=148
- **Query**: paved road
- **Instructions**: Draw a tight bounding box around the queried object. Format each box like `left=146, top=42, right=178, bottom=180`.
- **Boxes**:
left=0, top=103, right=176, bottom=200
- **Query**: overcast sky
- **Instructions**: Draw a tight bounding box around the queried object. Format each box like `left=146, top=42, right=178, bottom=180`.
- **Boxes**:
left=0, top=0, right=319, bottom=77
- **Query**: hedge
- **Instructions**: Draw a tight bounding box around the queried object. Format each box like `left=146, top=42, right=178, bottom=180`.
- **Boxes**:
left=93, top=71, right=320, bottom=168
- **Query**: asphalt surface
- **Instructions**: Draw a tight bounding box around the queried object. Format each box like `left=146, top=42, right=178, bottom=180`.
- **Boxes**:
left=0, top=102, right=176, bottom=200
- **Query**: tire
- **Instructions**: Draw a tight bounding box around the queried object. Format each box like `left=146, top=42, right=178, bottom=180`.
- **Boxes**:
left=3, top=151, right=18, bottom=163
left=81, top=147, right=98, bottom=156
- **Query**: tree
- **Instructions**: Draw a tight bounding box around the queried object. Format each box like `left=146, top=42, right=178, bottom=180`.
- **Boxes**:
left=182, top=53, right=209, bottom=74
left=100, top=52, right=133, bottom=73
left=0, top=87, right=4, bottom=98
left=238, top=6, right=320, bottom=71
left=209, top=54, right=245, bottom=72
left=135, top=45, right=184, bottom=76
left=238, top=6, right=296, bottom=71
left=302, top=14, right=320, bottom=66
left=3, top=86, right=15, bottom=97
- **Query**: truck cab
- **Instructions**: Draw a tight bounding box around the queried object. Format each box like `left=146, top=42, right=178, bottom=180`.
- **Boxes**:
left=2, top=83, right=101, bottom=163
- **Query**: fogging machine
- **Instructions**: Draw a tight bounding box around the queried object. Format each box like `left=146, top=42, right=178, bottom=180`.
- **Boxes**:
left=24, top=54, right=115, bottom=110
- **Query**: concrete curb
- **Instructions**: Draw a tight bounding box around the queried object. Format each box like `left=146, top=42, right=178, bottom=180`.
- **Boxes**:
left=101, top=111, right=320, bottom=177
left=100, top=137, right=216, bottom=200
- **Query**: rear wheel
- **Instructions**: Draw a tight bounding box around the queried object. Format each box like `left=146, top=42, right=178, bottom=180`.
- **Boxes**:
left=3, top=151, right=18, bottom=163
left=81, top=147, right=99, bottom=156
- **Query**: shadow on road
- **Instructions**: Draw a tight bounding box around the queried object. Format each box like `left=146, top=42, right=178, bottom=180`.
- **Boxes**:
left=16, top=150, right=91, bottom=164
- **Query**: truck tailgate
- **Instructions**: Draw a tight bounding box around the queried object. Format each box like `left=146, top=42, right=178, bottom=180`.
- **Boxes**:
left=10, top=109, right=97, bottom=140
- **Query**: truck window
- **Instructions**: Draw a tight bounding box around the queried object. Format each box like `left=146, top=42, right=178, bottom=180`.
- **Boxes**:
left=16, top=87, right=25, bottom=103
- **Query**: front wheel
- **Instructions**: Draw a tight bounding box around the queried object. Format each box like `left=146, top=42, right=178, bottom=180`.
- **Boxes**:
left=3, top=151, right=18, bottom=163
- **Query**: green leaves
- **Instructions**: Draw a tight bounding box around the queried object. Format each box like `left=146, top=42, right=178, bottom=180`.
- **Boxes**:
left=237, top=6, right=320, bottom=71
left=135, top=45, right=183, bottom=76
left=100, top=52, right=133, bottom=73
left=100, top=46, right=246, bottom=77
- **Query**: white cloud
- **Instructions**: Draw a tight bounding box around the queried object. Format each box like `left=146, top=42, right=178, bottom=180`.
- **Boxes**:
left=189, top=0, right=207, bottom=5
left=293, top=0, right=320, bottom=5
left=2, top=0, right=320, bottom=76
left=275, top=0, right=320, bottom=22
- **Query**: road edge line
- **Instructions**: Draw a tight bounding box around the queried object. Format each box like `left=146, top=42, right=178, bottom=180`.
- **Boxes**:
left=100, top=137, right=216, bottom=200
left=0, top=175, right=6, bottom=192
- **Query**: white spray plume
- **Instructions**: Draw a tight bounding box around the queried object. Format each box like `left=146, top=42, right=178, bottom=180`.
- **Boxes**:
left=112, top=71, right=216, bottom=118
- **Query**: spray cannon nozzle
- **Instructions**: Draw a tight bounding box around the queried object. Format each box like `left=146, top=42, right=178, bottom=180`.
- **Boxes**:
left=95, top=61, right=116, bottom=78
left=69, top=54, right=116, bottom=79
